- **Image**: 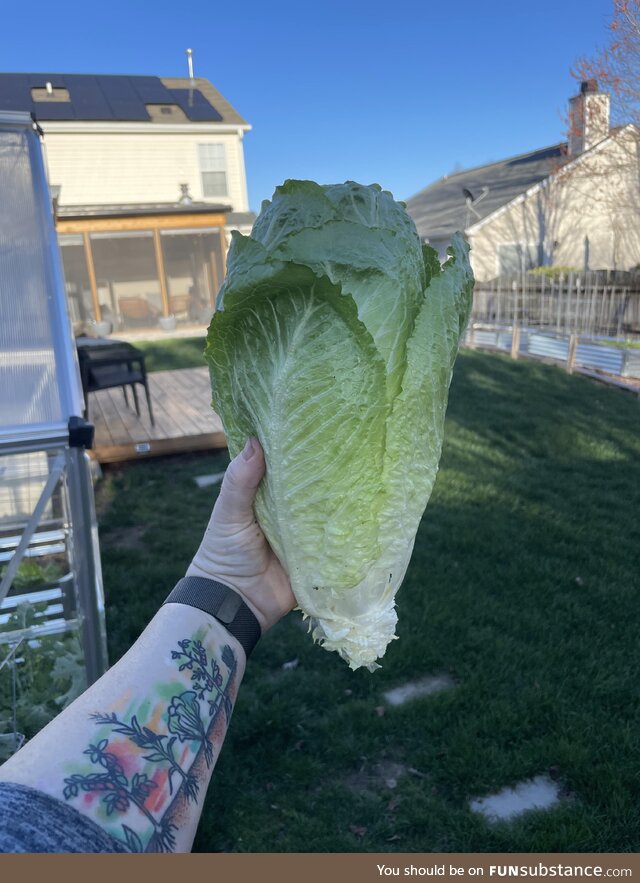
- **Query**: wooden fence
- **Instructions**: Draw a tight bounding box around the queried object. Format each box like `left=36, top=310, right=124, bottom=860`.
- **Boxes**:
left=472, top=271, right=640, bottom=338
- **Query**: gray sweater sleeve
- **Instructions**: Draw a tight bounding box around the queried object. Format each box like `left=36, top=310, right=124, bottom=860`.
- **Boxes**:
left=0, top=782, right=129, bottom=853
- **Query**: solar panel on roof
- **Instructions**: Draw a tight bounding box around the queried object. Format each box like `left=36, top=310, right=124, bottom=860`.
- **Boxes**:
left=32, top=102, right=76, bottom=121
left=170, top=89, right=222, bottom=122
left=0, top=73, right=224, bottom=123
left=28, top=74, right=67, bottom=88
left=99, top=76, right=149, bottom=121
left=65, top=75, right=112, bottom=120
left=169, top=88, right=222, bottom=121
left=26, top=74, right=76, bottom=121
left=0, top=74, right=31, bottom=111
left=133, top=76, right=173, bottom=104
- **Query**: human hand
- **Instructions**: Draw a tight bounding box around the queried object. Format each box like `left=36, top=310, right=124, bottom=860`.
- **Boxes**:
left=186, top=438, right=296, bottom=632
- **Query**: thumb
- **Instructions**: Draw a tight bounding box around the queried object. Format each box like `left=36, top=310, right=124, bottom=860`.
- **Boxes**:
left=214, top=437, right=265, bottom=527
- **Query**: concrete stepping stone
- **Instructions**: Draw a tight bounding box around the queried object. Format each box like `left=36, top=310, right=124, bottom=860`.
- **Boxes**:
left=383, top=674, right=455, bottom=707
left=194, top=471, right=226, bottom=488
left=469, top=774, right=563, bottom=822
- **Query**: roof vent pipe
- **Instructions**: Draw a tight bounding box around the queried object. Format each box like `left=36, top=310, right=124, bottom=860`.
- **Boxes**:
left=45, top=81, right=53, bottom=94
left=186, top=48, right=194, bottom=80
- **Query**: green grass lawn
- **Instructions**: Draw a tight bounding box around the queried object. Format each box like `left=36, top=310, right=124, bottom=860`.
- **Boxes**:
left=135, top=337, right=207, bottom=373
left=132, top=335, right=640, bottom=372
left=96, top=350, right=640, bottom=852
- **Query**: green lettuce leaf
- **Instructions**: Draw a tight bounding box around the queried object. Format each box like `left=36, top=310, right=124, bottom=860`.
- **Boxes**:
left=251, top=181, right=428, bottom=401
left=208, top=260, right=387, bottom=591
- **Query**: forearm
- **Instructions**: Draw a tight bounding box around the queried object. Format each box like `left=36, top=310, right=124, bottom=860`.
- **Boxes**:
left=0, top=603, right=245, bottom=853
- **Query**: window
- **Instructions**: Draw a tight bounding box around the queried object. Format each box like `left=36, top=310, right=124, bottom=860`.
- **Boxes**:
left=198, top=144, right=227, bottom=198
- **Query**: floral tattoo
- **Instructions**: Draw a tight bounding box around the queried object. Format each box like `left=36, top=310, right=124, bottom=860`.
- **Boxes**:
left=62, top=636, right=238, bottom=852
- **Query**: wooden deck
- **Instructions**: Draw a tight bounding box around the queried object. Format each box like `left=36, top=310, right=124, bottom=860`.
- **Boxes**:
left=89, top=367, right=227, bottom=463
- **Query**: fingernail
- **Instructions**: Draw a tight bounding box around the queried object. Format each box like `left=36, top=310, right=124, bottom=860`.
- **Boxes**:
left=241, top=437, right=256, bottom=461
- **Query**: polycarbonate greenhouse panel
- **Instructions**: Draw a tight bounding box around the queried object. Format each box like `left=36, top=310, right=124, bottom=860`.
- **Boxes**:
left=0, top=113, right=83, bottom=440
left=0, top=451, right=53, bottom=527
left=0, top=447, right=76, bottom=637
left=0, top=113, right=107, bottom=693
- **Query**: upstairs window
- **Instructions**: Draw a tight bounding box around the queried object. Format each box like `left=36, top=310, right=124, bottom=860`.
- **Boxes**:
left=198, top=143, right=227, bottom=198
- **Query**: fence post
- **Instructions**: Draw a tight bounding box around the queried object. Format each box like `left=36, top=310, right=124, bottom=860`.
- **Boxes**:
left=567, top=334, right=577, bottom=374
left=511, top=324, right=520, bottom=360
left=467, top=325, right=476, bottom=349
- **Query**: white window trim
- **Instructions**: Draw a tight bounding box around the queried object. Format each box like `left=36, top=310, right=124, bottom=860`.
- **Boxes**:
left=198, top=143, right=228, bottom=199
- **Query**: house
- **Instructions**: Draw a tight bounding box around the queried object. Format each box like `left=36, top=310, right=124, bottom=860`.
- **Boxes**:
left=406, top=82, right=640, bottom=281
left=0, top=71, right=255, bottom=332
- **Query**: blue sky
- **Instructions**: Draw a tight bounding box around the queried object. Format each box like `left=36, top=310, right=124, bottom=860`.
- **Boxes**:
left=0, top=0, right=613, bottom=212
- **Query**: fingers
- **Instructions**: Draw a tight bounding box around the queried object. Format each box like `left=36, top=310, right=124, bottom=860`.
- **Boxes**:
left=214, top=438, right=265, bottom=527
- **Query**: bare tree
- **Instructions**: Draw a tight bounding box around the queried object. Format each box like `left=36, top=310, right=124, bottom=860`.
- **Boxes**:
left=573, top=0, right=640, bottom=129
left=564, top=0, right=640, bottom=266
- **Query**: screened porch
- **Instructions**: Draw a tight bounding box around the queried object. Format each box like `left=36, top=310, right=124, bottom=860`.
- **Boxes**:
left=56, top=204, right=227, bottom=335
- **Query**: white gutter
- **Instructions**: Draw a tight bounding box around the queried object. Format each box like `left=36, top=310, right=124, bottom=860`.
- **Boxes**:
left=40, top=120, right=251, bottom=136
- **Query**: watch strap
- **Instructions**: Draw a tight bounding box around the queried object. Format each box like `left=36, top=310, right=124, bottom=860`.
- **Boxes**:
left=164, top=576, right=261, bottom=658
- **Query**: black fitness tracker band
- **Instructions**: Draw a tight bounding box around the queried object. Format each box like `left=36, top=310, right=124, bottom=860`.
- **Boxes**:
left=164, top=576, right=261, bottom=658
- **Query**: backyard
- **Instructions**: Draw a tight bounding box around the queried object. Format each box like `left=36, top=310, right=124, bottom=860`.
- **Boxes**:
left=96, top=347, right=640, bottom=852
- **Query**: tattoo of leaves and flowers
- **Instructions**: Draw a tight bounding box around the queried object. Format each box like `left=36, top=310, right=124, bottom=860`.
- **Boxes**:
left=63, top=739, right=177, bottom=852
left=90, top=712, right=200, bottom=801
left=62, top=637, right=237, bottom=852
left=171, top=639, right=236, bottom=722
left=168, top=691, right=213, bottom=767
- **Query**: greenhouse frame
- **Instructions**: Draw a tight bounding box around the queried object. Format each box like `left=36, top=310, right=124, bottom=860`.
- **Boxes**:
left=0, top=111, right=108, bottom=751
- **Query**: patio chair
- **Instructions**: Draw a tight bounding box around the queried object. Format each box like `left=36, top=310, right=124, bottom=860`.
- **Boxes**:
left=118, top=297, right=160, bottom=327
left=76, top=339, right=155, bottom=426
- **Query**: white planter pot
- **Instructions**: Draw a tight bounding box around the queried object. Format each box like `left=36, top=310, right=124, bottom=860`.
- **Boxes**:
left=159, top=315, right=177, bottom=332
left=92, top=319, right=112, bottom=338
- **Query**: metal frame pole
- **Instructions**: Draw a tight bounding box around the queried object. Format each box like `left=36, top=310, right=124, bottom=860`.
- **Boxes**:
left=27, top=120, right=85, bottom=420
left=65, top=447, right=108, bottom=685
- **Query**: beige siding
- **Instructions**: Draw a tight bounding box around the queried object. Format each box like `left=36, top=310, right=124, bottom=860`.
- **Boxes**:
left=45, top=130, right=249, bottom=212
left=469, top=131, right=640, bottom=281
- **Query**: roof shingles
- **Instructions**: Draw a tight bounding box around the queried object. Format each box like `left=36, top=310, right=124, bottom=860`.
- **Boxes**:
left=405, top=143, right=570, bottom=242
left=0, top=73, right=247, bottom=126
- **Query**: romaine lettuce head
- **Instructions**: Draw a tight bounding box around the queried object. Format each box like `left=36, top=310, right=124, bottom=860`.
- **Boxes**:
left=206, top=180, right=473, bottom=670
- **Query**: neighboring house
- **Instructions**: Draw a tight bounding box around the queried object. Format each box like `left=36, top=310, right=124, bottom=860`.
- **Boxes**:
left=406, top=81, right=640, bottom=282
left=0, top=72, right=256, bottom=332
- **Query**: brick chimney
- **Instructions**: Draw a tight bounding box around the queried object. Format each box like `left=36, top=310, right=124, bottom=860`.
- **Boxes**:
left=568, top=80, right=611, bottom=155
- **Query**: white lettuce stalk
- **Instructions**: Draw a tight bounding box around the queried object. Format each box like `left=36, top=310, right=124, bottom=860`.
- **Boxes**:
left=206, top=181, right=473, bottom=670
